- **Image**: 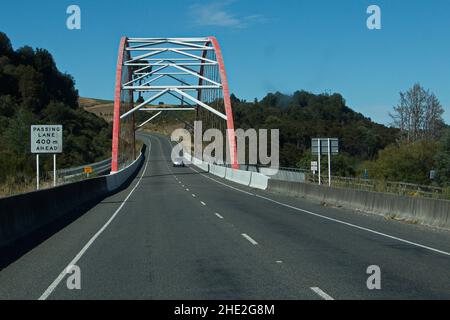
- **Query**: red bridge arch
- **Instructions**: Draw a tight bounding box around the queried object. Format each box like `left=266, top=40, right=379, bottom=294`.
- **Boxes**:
left=111, top=37, right=239, bottom=172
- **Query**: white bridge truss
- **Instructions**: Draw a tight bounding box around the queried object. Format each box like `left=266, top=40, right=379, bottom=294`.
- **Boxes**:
left=119, top=37, right=227, bottom=127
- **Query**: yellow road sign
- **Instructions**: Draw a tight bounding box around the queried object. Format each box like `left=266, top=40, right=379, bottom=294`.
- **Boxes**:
left=84, top=167, right=93, bottom=174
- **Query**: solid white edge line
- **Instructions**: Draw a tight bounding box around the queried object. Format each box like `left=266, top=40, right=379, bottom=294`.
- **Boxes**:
left=241, top=233, right=258, bottom=245
left=255, top=194, right=450, bottom=257
left=38, top=140, right=152, bottom=300
left=189, top=166, right=254, bottom=196
left=311, top=287, right=334, bottom=300
left=189, top=163, right=450, bottom=257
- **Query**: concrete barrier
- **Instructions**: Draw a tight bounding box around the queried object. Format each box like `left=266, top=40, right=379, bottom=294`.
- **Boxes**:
left=225, top=168, right=252, bottom=186
left=106, top=150, right=145, bottom=192
left=209, top=164, right=226, bottom=178
left=249, top=172, right=270, bottom=190
left=267, top=180, right=450, bottom=230
left=185, top=155, right=269, bottom=190
left=261, top=168, right=306, bottom=183
left=192, top=157, right=209, bottom=172
left=0, top=146, right=146, bottom=248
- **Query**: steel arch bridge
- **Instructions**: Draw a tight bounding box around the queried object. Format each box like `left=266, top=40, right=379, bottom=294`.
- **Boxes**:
left=111, top=37, right=239, bottom=172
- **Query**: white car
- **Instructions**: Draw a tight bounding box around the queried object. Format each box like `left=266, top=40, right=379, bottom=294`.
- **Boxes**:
left=173, top=157, right=185, bottom=167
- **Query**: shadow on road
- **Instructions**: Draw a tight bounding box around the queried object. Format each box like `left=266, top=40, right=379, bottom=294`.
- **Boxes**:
left=0, top=158, right=144, bottom=271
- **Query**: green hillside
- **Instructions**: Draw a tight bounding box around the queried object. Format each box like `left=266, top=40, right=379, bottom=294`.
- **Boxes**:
left=0, top=32, right=111, bottom=195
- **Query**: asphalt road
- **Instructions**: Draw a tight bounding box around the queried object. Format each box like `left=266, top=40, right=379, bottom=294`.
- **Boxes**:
left=0, top=132, right=449, bottom=300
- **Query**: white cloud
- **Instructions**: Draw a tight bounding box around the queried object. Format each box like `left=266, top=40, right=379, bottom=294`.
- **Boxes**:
left=188, top=1, right=267, bottom=29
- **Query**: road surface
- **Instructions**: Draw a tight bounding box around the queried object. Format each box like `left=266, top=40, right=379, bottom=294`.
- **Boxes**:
left=0, top=132, right=449, bottom=300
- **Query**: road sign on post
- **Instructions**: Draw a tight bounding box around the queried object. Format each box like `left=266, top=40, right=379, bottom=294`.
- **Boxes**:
left=311, top=161, right=318, bottom=173
left=31, top=125, right=63, bottom=154
left=311, top=160, right=318, bottom=183
left=84, top=166, right=93, bottom=178
left=312, top=138, right=339, bottom=186
left=31, top=125, right=63, bottom=189
left=311, top=138, right=339, bottom=155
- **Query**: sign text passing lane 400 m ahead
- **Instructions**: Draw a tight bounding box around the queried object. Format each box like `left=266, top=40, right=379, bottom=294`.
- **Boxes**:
left=31, top=125, right=63, bottom=154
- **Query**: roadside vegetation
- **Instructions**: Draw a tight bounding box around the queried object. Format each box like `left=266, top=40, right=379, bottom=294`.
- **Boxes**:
left=0, top=32, right=111, bottom=196
left=2, top=29, right=447, bottom=197
left=84, top=87, right=449, bottom=191
left=231, top=86, right=449, bottom=189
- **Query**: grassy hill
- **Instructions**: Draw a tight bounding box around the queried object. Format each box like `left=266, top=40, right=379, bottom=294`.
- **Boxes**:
left=79, top=97, right=115, bottom=122
left=81, top=97, right=195, bottom=136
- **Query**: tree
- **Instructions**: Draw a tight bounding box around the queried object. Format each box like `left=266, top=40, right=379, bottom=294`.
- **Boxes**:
left=424, top=93, right=445, bottom=141
left=0, top=32, right=13, bottom=57
left=390, top=83, right=444, bottom=143
left=433, top=129, right=450, bottom=186
left=0, top=31, right=112, bottom=192
left=357, top=141, right=437, bottom=184
left=16, top=46, right=35, bottom=66
left=15, top=65, right=45, bottom=112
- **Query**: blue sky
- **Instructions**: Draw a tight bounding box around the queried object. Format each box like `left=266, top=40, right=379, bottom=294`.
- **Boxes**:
left=1, top=0, right=449, bottom=124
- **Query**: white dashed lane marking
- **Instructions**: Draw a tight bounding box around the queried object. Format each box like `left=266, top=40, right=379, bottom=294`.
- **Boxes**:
left=215, top=213, right=224, bottom=219
left=311, top=287, right=334, bottom=300
left=241, top=233, right=258, bottom=245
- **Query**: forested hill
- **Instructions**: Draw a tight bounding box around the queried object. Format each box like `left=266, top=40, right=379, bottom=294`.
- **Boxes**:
left=0, top=32, right=111, bottom=192
left=80, top=90, right=398, bottom=175
left=231, top=91, right=398, bottom=171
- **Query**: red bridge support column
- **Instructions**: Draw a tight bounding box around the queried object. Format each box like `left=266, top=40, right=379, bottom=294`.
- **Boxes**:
left=209, top=36, right=239, bottom=170
left=111, top=37, right=127, bottom=173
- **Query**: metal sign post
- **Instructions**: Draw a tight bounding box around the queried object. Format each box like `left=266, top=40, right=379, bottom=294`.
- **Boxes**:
left=53, top=154, right=57, bottom=187
left=31, top=125, right=63, bottom=190
left=36, top=154, right=40, bottom=190
left=312, top=138, right=339, bottom=187
left=84, top=167, right=93, bottom=178
left=328, top=138, right=331, bottom=187
left=318, top=140, right=321, bottom=185
left=311, top=161, right=318, bottom=183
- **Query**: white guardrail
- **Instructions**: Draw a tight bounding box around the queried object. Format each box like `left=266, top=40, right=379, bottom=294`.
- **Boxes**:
left=56, top=158, right=112, bottom=181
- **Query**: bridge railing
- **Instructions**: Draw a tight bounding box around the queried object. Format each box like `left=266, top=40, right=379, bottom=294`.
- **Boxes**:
left=321, top=175, right=449, bottom=200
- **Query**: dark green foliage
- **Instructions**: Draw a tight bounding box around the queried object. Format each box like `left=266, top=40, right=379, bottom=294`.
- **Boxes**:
left=357, top=141, right=438, bottom=185
left=0, top=32, right=111, bottom=187
left=0, top=32, right=13, bottom=57
left=433, top=129, right=450, bottom=186
left=232, top=91, right=398, bottom=170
